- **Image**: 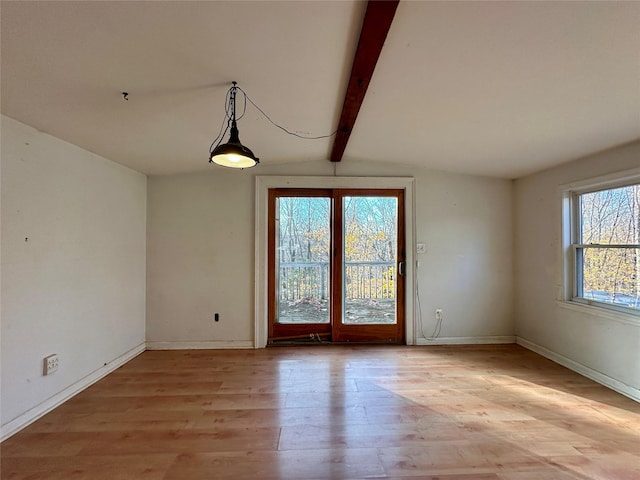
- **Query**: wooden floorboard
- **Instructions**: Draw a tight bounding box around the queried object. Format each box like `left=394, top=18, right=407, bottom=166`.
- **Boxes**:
left=2, top=345, right=639, bottom=479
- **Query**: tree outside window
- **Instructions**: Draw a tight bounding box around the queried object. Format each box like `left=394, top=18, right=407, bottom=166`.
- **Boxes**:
left=575, top=183, right=640, bottom=310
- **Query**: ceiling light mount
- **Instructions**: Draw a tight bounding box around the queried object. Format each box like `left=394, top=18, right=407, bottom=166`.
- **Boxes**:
left=209, top=81, right=259, bottom=169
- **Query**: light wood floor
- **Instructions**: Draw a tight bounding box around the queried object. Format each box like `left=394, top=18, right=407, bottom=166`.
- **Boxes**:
left=2, top=345, right=639, bottom=479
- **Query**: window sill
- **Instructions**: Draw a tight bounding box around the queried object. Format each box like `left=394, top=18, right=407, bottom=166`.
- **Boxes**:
left=556, top=300, right=640, bottom=327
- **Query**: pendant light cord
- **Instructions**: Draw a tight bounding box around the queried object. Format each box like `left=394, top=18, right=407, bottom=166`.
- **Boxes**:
left=209, top=83, right=337, bottom=156
left=236, top=86, right=337, bottom=140
left=209, top=82, right=242, bottom=154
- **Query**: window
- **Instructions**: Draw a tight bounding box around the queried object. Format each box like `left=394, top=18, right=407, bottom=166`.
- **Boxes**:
left=568, top=176, right=640, bottom=313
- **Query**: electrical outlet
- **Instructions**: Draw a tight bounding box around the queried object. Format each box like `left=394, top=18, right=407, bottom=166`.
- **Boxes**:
left=435, top=309, right=443, bottom=321
left=43, top=354, right=59, bottom=375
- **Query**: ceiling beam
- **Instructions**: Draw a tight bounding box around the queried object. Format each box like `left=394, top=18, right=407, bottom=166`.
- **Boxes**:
left=330, top=0, right=399, bottom=162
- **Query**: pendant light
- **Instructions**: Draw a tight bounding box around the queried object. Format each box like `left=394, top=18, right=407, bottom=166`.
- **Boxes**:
left=209, top=82, right=259, bottom=169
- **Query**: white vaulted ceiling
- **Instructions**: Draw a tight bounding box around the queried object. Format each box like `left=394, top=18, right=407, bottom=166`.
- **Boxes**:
left=2, top=0, right=639, bottom=178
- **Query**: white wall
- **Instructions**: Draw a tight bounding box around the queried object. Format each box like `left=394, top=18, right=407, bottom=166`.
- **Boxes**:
left=514, top=140, right=640, bottom=400
left=1, top=116, right=147, bottom=438
left=146, top=159, right=514, bottom=347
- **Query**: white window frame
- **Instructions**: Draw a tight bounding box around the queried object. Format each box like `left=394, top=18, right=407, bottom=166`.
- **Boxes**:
left=561, top=167, right=640, bottom=319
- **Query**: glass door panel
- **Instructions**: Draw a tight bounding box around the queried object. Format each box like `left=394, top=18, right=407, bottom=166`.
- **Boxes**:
left=276, top=196, right=331, bottom=324
left=268, top=188, right=404, bottom=344
left=342, top=196, right=398, bottom=325
left=268, top=189, right=333, bottom=342
left=333, top=189, right=405, bottom=344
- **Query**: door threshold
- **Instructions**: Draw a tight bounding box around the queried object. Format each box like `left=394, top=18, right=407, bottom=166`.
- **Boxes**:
left=268, top=339, right=404, bottom=346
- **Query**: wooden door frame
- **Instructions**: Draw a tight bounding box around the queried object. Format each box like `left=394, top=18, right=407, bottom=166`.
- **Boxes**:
left=267, top=189, right=334, bottom=341
left=267, top=188, right=405, bottom=344
left=255, top=176, right=415, bottom=348
left=332, top=189, right=405, bottom=343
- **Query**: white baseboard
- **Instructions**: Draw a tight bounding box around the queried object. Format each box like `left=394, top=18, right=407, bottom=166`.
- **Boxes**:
left=516, top=337, right=640, bottom=403
left=415, top=335, right=516, bottom=345
left=0, top=343, right=146, bottom=442
left=146, top=340, right=254, bottom=350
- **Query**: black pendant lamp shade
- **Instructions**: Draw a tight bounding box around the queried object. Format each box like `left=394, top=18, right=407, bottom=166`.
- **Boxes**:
left=209, top=82, right=259, bottom=169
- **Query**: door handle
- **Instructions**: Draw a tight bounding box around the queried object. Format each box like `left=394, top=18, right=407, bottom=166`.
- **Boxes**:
left=398, top=261, right=406, bottom=276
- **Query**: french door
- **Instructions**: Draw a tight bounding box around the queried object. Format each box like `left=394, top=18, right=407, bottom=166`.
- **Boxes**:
left=268, top=188, right=405, bottom=344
